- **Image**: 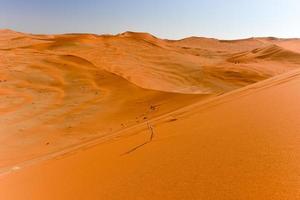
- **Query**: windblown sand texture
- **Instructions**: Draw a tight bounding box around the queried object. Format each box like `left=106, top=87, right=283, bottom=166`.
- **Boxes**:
left=1, top=29, right=300, bottom=199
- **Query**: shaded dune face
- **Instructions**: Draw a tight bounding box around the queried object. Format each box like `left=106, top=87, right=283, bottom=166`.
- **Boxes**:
left=1, top=30, right=300, bottom=169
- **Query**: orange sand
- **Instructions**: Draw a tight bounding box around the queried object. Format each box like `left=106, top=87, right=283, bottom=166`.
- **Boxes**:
left=1, top=29, right=300, bottom=199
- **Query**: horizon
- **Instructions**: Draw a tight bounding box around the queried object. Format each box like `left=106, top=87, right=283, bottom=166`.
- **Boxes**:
left=2, top=28, right=300, bottom=41
left=1, top=0, right=300, bottom=40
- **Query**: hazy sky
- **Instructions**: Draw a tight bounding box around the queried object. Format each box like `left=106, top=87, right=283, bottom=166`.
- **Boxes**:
left=0, top=0, right=299, bottom=39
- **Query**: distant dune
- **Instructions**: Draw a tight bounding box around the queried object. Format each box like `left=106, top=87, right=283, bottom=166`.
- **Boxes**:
left=0, top=30, right=300, bottom=199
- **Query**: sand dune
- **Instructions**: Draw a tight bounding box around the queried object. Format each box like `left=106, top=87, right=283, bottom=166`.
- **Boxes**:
left=1, top=67, right=300, bottom=200
left=3, top=30, right=300, bottom=94
left=0, top=32, right=204, bottom=168
left=1, top=30, right=300, bottom=199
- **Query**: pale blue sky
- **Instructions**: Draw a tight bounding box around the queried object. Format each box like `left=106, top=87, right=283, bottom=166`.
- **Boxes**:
left=0, top=0, right=299, bottom=39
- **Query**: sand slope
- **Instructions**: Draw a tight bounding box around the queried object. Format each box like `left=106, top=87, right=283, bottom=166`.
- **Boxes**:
left=0, top=31, right=205, bottom=169
left=1, top=30, right=300, bottom=199
left=1, top=68, right=300, bottom=199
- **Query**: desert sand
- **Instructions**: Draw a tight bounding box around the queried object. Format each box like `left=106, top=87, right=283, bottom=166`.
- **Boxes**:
left=1, top=29, right=300, bottom=199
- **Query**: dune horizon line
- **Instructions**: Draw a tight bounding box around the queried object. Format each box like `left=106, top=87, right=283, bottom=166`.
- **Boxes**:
left=1, top=28, right=300, bottom=41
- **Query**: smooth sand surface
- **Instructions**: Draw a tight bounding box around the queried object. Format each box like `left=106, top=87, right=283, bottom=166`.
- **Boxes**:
left=1, top=69, right=300, bottom=199
left=1, top=30, right=300, bottom=199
